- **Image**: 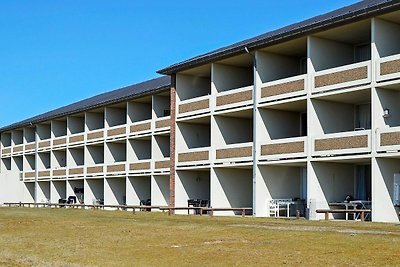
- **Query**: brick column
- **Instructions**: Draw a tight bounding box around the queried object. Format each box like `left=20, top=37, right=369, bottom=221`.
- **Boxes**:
left=169, top=74, right=176, bottom=208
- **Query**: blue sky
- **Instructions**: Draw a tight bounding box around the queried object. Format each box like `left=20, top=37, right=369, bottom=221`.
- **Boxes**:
left=0, top=0, right=358, bottom=128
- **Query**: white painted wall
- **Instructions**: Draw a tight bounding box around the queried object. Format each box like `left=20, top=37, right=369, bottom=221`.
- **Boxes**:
left=86, top=145, right=104, bottom=165
left=51, top=181, right=66, bottom=202
left=212, top=63, right=253, bottom=92
left=308, top=162, right=354, bottom=219
left=37, top=124, right=51, bottom=140
left=176, top=74, right=211, bottom=101
left=260, top=109, right=301, bottom=140
left=37, top=181, right=50, bottom=202
left=105, top=142, right=126, bottom=163
left=38, top=152, right=50, bottom=170
left=256, top=165, right=302, bottom=216
left=175, top=170, right=210, bottom=213
left=126, top=176, right=151, bottom=205
left=153, top=136, right=170, bottom=159
left=24, top=127, right=35, bottom=143
left=68, top=116, right=85, bottom=134
left=257, top=51, right=302, bottom=83
left=373, top=158, right=400, bottom=223
left=214, top=116, right=252, bottom=145
left=52, top=120, right=67, bottom=137
left=376, top=88, right=400, bottom=128
left=12, top=130, right=23, bottom=145
left=0, top=171, right=23, bottom=204
left=68, top=148, right=84, bottom=167
left=84, top=179, right=104, bottom=205
left=152, top=95, right=170, bottom=118
left=104, top=178, right=126, bottom=205
left=211, top=167, right=252, bottom=215
left=176, top=122, right=210, bottom=151
left=67, top=179, right=84, bottom=203
left=86, top=111, right=104, bottom=131
left=309, top=36, right=354, bottom=72
left=24, top=155, right=35, bottom=171
left=128, top=102, right=152, bottom=123
left=23, top=182, right=35, bottom=202
left=129, top=139, right=151, bottom=160
left=311, top=99, right=354, bottom=135
left=373, top=18, right=400, bottom=58
left=105, top=107, right=126, bottom=127
left=152, top=175, right=170, bottom=206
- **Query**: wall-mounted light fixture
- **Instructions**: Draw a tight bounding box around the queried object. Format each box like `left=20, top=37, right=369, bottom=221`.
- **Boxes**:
left=383, top=108, right=391, bottom=118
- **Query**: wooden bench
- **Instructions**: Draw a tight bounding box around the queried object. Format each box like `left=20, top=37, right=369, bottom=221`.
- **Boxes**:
left=316, top=209, right=371, bottom=221
left=201, top=207, right=252, bottom=217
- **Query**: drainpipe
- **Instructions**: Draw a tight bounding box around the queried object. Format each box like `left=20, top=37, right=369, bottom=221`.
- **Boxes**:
left=245, top=46, right=257, bottom=217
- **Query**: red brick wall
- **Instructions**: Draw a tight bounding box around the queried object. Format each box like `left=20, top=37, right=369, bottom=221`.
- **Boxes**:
left=169, top=74, right=176, bottom=208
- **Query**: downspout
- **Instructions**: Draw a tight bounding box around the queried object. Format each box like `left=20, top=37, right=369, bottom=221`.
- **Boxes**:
left=245, top=46, right=257, bottom=217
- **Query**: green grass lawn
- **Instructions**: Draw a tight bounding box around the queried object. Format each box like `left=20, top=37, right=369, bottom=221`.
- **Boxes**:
left=0, top=207, right=399, bottom=266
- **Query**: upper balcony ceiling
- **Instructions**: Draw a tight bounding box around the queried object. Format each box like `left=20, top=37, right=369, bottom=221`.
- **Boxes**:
left=180, top=64, right=211, bottom=77
left=314, top=88, right=371, bottom=104
left=313, top=19, right=371, bottom=45
left=259, top=37, right=307, bottom=57
left=379, top=9, right=400, bottom=23
left=216, top=54, right=253, bottom=68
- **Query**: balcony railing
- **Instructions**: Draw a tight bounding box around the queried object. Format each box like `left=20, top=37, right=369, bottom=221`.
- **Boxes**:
left=260, top=74, right=306, bottom=102
left=377, top=126, right=400, bottom=152
left=52, top=168, right=67, bottom=178
left=312, top=130, right=371, bottom=156
left=68, top=167, right=85, bottom=177
left=177, top=147, right=210, bottom=166
left=313, top=61, right=371, bottom=93
left=107, top=125, right=127, bottom=138
left=86, top=129, right=104, bottom=142
left=154, top=116, right=171, bottom=131
left=1, top=147, right=11, bottom=156
left=260, top=136, right=307, bottom=160
left=215, top=142, right=252, bottom=163
left=106, top=163, right=126, bottom=174
left=25, top=142, right=36, bottom=152
left=130, top=119, right=152, bottom=135
left=215, top=86, right=252, bottom=110
left=178, top=95, right=210, bottom=117
left=377, top=54, right=400, bottom=82
left=38, top=170, right=51, bottom=180
left=38, top=139, right=51, bottom=150
left=154, top=159, right=170, bottom=170
left=53, top=137, right=67, bottom=147
left=129, top=160, right=151, bottom=173
left=86, top=164, right=104, bottom=176
left=12, top=145, right=24, bottom=154
left=69, top=133, right=85, bottom=145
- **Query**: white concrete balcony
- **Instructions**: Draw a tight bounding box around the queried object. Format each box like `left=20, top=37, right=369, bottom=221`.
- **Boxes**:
left=68, top=166, right=85, bottom=177
left=215, top=86, right=252, bottom=111
left=37, top=170, right=51, bottom=180
left=52, top=167, right=67, bottom=179
left=23, top=171, right=35, bottom=181
left=24, top=142, right=36, bottom=153
left=1, top=146, right=11, bottom=157
left=312, top=130, right=371, bottom=157
left=154, top=158, right=170, bottom=172
left=260, top=136, right=307, bottom=160
left=129, top=160, right=151, bottom=174
left=38, top=139, right=51, bottom=151
left=154, top=116, right=171, bottom=132
left=68, top=133, right=85, bottom=146
left=177, top=147, right=210, bottom=166
left=86, top=164, right=105, bottom=177
left=129, top=119, right=152, bottom=136
left=106, top=124, right=127, bottom=140
left=313, top=61, right=371, bottom=93
left=105, top=163, right=126, bottom=176
left=215, top=142, right=253, bottom=164
left=377, top=126, right=400, bottom=152
left=260, top=74, right=306, bottom=102
left=177, top=95, right=210, bottom=118
left=377, top=54, right=400, bottom=82
left=86, top=129, right=105, bottom=143
left=53, top=137, right=67, bottom=148
left=12, top=144, right=24, bottom=155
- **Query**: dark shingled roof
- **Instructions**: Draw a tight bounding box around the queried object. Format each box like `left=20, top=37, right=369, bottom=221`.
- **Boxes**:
left=0, top=76, right=171, bottom=133
left=158, top=0, right=400, bottom=75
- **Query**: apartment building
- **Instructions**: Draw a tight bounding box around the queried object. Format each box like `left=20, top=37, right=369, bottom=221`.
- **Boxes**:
left=2, top=0, right=400, bottom=222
